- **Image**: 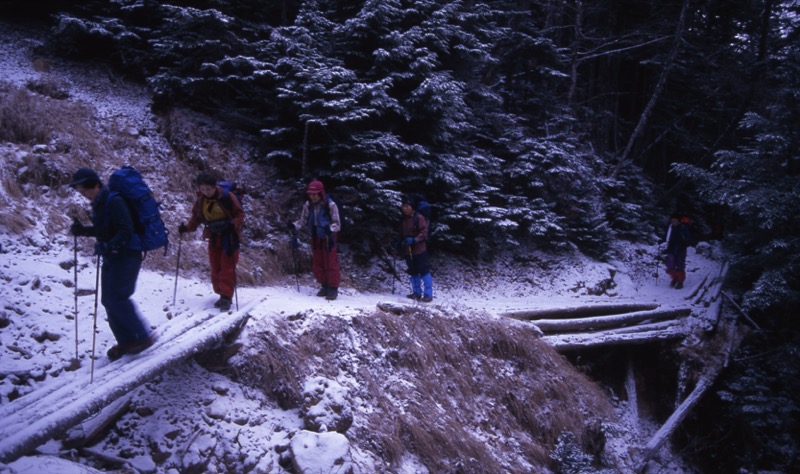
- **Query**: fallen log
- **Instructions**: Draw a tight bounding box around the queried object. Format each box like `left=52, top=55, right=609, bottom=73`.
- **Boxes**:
left=637, top=372, right=718, bottom=473
left=532, top=307, right=690, bottom=333
left=500, top=303, right=659, bottom=321
left=721, top=291, right=761, bottom=331
left=0, top=299, right=261, bottom=464
left=545, top=321, right=688, bottom=351
left=638, top=287, right=741, bottom=472
left=62, top=394, right=132, bottom=449
left=625, top=355, right=639, bottom=433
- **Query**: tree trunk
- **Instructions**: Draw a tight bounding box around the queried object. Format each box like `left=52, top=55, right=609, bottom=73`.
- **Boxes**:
left=532, top=307, right=690, bottom=333
left=612, top=0, right=689, bottom=178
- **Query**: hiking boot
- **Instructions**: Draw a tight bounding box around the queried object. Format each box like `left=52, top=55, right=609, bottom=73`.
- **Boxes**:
left=316, top=285, right=328, bottom=297
left=213, top=297, right=226, bottom=308
left=406, top=293, right=421, bottom=301
left=107, top=345, right=125, bottom=361
left=421, top=295, right=433, bottom=303
left=218, top=296, right=232, bottom=311
left=127, top=336, right=155, bottom=355
left=107, top=336, right=155, bottom=361
left=669, top=279, right=678, bottom=288
left=675, top=281, right=684, bottom=289
left=326, top=287, right=338, bottom=301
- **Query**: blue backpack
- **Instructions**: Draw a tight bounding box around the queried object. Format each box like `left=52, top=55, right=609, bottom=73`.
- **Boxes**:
left=327, top=193, right=345, bottom=231
left=218, top=181, right=245, bottom=208
left=107, top=166, right=169, bottom=253
left=408, top=193, right=432, bottom=233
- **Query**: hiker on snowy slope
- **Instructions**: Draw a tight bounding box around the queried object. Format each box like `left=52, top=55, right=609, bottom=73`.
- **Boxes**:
left=662, top=212, right=693, bottom=289
left=398, top=195, right=433, bottom=302
left=292, top=179, right=341, bottom=300
left=178, top=172, right=245, bottom=311
left=68, top=167, right=155, bottom=360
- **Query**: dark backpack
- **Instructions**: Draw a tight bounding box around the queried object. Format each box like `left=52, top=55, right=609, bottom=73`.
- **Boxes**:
left=107, top=166, right=169, bottom=253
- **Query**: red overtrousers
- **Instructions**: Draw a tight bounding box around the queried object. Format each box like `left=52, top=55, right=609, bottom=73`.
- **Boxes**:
left=208, top=235, right=239, bottom=298
left=311, top=236, right=340, bottom=288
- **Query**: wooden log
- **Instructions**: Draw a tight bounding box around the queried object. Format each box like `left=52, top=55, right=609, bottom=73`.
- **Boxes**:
left=721, top=291, right=761, bottom=331
left=500, top=303, right=659, bottom=321
left=545, top=322, right=688, bottom=351
left=0, top=299, right=261, bottom=464
left=625, top=355, right=639, bottom=433
left=532, top=307, right=690, bottom=333
left=685, top=272, right=710, bottom=301
left=637, top=289, right=741, bottom=472
left=636, top=369, right=719, bottom=472
left=62, top=394, right=132, bottom=449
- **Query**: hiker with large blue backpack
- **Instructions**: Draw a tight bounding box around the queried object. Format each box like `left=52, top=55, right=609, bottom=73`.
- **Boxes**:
left=397, top=194, right=434, bottom=302
left=291, top=179, right=341, bottom=300
left=178, top=172, right=245, bottom=311
left=68, top=167, right=158, bottom=361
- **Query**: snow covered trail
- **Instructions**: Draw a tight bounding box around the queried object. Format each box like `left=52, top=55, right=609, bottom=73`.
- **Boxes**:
left=0, top=296, right=262, bottom=463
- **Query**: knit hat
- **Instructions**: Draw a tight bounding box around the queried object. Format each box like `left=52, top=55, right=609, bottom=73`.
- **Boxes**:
left=401, top=194, right=416, bottom=209
left=195, top=172, right=218, bottom=187
left=68, top=168, right=100, bottom=188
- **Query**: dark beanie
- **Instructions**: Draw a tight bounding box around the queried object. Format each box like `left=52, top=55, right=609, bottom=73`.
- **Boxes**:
left=68, top=168, right=100, bottom=188
left=195, top=172, right=218, bottom=186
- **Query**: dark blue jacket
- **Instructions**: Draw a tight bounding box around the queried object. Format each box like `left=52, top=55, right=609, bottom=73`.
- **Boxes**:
left=91, top=187, right=136, bottom=252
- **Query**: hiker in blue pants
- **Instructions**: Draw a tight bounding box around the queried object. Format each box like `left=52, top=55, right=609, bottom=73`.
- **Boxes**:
left=398, top=195, right=433, bottom=302
left=68, top=168, right=154, bottom=360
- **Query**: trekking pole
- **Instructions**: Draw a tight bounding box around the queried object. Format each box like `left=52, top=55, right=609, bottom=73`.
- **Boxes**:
left=289, top=223, right=300, bottom=292
left=323, top=236, right=330, bottom=294
left=73, top=233, right=79, bottom=362
left=172, top=233, right=182, bottom=306
left=90, top=256, right=101, bottom=384
left=654, top=242, right=661, bottom=286
left=391, top=251, right=396, bottom=294
left=234, top=270, right=239, bottom=311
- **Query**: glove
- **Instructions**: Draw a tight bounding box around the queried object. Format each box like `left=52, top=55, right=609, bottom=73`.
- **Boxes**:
left=69, top=222, right=92, bottom=237
left=178, top=223, right=188, bottom=234
left=94, top=242, right=115, bottom=256
left=402, top=237, right=415, bottom=247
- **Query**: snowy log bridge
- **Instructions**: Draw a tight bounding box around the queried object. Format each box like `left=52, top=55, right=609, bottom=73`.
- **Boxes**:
left=503, top=260, right=746, bottom=473
left=500, top=261, right=731, bottom=351
left=0, top=300, right=261, bottom=464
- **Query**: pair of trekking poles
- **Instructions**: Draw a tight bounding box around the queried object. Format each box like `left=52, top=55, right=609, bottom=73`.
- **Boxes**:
left=72, top=231, right=102, bottom=383
left=287, top=224, right=337, bottom=297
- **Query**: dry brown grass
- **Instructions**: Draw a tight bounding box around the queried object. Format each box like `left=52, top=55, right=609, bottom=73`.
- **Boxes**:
left=233, top=307, right=615, bottom=473
left=1, top=80, right=296, bottom=287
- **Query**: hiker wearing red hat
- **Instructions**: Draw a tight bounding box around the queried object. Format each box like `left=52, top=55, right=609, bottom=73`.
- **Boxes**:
left=292, top=180, right=341, bottom=300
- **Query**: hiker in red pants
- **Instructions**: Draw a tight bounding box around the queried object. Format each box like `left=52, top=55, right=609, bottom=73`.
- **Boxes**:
left=661, top=212, right=693, bottom=289
left=293, top=180, right=341, bottom=300
left=179, top=172, right=245, bottom=310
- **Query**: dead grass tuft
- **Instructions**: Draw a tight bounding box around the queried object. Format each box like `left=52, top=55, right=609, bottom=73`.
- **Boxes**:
left=25, top=76, right=70, bottom=100
left=234, top=307, right=615, bottom=472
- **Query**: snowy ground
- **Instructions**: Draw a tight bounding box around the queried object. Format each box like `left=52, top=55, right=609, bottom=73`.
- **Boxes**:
left=0, top=226, right=726, bottom=473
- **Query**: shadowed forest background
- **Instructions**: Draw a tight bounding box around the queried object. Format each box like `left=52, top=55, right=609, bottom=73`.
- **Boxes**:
left=1, top=1, right=798, bottom=471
